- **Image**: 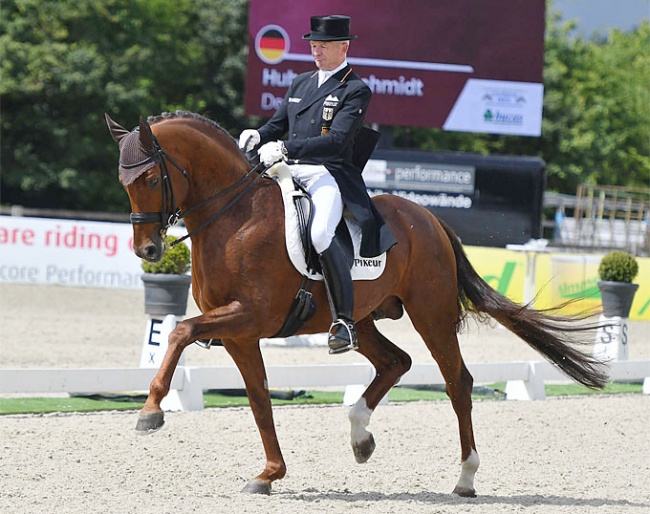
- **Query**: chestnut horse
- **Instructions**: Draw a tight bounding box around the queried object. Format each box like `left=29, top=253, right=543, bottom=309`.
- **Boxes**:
left=105, top=111, right=607, bottom=497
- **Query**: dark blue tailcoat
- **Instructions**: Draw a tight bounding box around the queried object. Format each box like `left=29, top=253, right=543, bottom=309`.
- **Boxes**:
left=257, top=65, right=397, bottom=257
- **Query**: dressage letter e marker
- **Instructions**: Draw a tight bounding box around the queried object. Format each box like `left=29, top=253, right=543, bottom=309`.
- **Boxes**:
left=140, top=315, right=181, bottom=368
left=139, top=314, right=188, bottom=412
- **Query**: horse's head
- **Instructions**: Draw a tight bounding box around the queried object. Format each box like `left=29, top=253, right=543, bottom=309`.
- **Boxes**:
left=105, top=114, right=190, bottom=262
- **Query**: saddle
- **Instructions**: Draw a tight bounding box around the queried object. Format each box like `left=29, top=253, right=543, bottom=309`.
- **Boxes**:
left=265, top=163, right=387, bottom=338
left=269, top=163, right=387, bottom=282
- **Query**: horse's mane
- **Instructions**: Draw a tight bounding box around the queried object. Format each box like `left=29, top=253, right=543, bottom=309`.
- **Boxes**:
left=147, top=110, right=238, bottom=147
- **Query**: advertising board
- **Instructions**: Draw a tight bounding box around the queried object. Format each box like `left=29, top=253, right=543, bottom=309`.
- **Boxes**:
left=245, top=0, right=546, bottom=136
left=364, top=150, right=546, bottom=247
left=0, top=216, right=187, bottom=289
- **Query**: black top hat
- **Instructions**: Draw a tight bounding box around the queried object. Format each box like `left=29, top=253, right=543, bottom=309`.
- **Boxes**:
left=302, top=15, right=357, bottom=41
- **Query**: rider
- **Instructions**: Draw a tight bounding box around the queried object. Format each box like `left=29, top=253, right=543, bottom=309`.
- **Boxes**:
left=239, top=15, right=396, bottom=354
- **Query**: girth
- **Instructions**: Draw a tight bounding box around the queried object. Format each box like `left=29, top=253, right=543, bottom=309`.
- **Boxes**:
left=272, top=275, right=316, bottom=338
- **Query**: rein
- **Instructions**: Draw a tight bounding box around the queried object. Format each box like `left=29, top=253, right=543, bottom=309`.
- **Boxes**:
left=172, top=163, right=265, bottom=246
left=127, top=132, right=265, bottom=246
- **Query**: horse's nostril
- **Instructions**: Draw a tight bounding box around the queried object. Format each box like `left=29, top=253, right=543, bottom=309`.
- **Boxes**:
left=144, top=244, right=158, bottom=260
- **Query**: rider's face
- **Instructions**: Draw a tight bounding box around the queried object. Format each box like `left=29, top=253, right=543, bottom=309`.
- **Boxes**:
left=310, top=41, right=349, bottom=71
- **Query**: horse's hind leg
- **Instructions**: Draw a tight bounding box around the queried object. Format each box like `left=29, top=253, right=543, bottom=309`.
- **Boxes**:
left=349, top=316, right=412, bottom=463
left=406, top=304, right=479, bottom=497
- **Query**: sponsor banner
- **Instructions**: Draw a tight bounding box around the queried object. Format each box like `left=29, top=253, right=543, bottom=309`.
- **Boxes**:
left=467, top=249, right=650, bottom=321
left=245, top=0, right=545, bottom=135
left=0, top=216, right=187, bottom=289
left=363, top=158, right=475, bottom=210
left=443, top=79, right=544, bottom=136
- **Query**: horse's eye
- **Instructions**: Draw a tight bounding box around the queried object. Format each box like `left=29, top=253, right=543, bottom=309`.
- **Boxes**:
left=148, top=177, right=160, bottom=188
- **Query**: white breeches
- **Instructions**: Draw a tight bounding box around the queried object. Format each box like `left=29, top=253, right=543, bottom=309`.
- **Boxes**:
left=290, top=164, right=343, bottom=254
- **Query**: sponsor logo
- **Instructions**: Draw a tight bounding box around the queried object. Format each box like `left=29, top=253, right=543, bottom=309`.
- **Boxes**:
left=481, top=87, right=526, bottom=126
left=324, top=94, right=339, bottom=105
left=394, top=165, right=473, bottom=189
left=481, top=90, right=526, bottom=107
left=368, top=189, right=473, bottom=209
left=483, top=109, right=524, bottom=125
left=353, top=258, right=383, bottom=268
left=558, top=279, right=600, bottom=300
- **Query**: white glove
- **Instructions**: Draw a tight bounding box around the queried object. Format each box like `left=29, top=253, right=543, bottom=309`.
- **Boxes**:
left=238, top=129, right=260, bottom=152
left=258, top=141, right=287, bottom=166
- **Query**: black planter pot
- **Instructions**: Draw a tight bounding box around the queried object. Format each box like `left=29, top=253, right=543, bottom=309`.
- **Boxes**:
left=141, top=274, right=192, bottom=316
left=597, top=281, right=639, bottom=318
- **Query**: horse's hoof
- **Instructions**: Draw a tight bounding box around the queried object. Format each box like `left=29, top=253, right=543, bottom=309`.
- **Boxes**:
left=352, top=433, right=376, bottom=463
left=135, top=411, right=165, bottom=434
left=452, top=486, right=477, bottom=498
left=241, top=478, right=271, bottom=495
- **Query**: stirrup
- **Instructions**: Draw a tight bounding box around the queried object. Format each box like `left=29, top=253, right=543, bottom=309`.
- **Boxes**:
left=327, top=319, right=358, bottom=355
left=194, top=338, right=223, bottom=349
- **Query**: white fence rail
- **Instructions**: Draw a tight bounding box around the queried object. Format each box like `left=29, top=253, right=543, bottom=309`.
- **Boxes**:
left=2, top=360, right=649, bottom=411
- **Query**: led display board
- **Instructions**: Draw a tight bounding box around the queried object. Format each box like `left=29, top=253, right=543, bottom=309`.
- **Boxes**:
left=245, top=0, right=546, bottom=136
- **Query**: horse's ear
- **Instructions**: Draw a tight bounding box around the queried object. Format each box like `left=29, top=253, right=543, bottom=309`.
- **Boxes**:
left=104, top=113, right=130, bottom=143
left=138, top=116, right=155, bottom=154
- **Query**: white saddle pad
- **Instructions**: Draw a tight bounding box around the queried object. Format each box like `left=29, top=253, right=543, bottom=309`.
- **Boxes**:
left=268, top=163, right=386, bottom=281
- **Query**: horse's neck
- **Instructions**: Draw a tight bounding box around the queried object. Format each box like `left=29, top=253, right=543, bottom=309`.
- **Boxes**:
left=186, top=143, right=250, bottom=204
left=181, top=152, right=263, bottom=238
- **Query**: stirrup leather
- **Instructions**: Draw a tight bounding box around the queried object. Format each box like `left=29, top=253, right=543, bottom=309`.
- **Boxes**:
left=327, top=318, right=358, bottom=354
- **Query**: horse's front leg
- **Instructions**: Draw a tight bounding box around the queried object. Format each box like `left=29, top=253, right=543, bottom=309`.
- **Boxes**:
left=224, top=339, right=286, bottom=495
left=135, top=318, right=197, bottom=433
left=135, top=300, right=255, bottom=433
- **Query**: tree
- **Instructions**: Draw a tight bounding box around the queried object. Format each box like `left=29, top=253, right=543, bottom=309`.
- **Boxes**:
left=541, top=15, right=649, bottom=191
left=1, top=0, right=249, bottom=211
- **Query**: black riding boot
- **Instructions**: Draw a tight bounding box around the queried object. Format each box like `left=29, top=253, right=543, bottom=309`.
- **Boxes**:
left=319, top=239, right=358, bottom=354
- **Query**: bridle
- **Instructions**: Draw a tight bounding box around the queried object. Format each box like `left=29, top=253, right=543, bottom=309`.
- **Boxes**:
left=122, top=132, right=265, bottom=246
left=121, top=133, right=189, bottom=229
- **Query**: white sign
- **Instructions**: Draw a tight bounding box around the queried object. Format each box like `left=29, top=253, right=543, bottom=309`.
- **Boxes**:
left=594, top=315, right=629, bottom=361
left=140, top=315, right=180, bottom=368
left=0, top=216, right=187, bottom=289
left=443, top=79, right=544, bottom=137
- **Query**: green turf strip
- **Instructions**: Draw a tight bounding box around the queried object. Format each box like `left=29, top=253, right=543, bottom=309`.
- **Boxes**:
left=0, top=382, right=642, bottom=416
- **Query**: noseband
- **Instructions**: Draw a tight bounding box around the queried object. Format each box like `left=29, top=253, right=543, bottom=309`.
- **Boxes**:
left=122, top=131, right=264, bottom=247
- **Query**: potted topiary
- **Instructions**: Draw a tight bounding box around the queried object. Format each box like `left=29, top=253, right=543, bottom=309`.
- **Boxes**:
left=597, top=250, right=639, bottom=318
left=141, top=235, right=192, bottom=316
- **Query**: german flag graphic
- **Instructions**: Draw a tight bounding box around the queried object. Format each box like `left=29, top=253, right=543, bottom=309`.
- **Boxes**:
left=255, top=26, right=289, bottom=64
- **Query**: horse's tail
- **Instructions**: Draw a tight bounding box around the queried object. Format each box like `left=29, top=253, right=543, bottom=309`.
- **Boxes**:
left=438, top=219, right=608, bottom=389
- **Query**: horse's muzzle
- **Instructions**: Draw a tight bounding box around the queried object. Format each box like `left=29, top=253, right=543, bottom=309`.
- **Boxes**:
left=134, top=238, right=165, bottom=262
left=141, top=243, right=162, bottom=262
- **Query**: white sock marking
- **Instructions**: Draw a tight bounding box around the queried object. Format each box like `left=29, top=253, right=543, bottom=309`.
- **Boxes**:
left=348, top=397, right=373, bottom=446
left=456, top=449, right=480, bottom=491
